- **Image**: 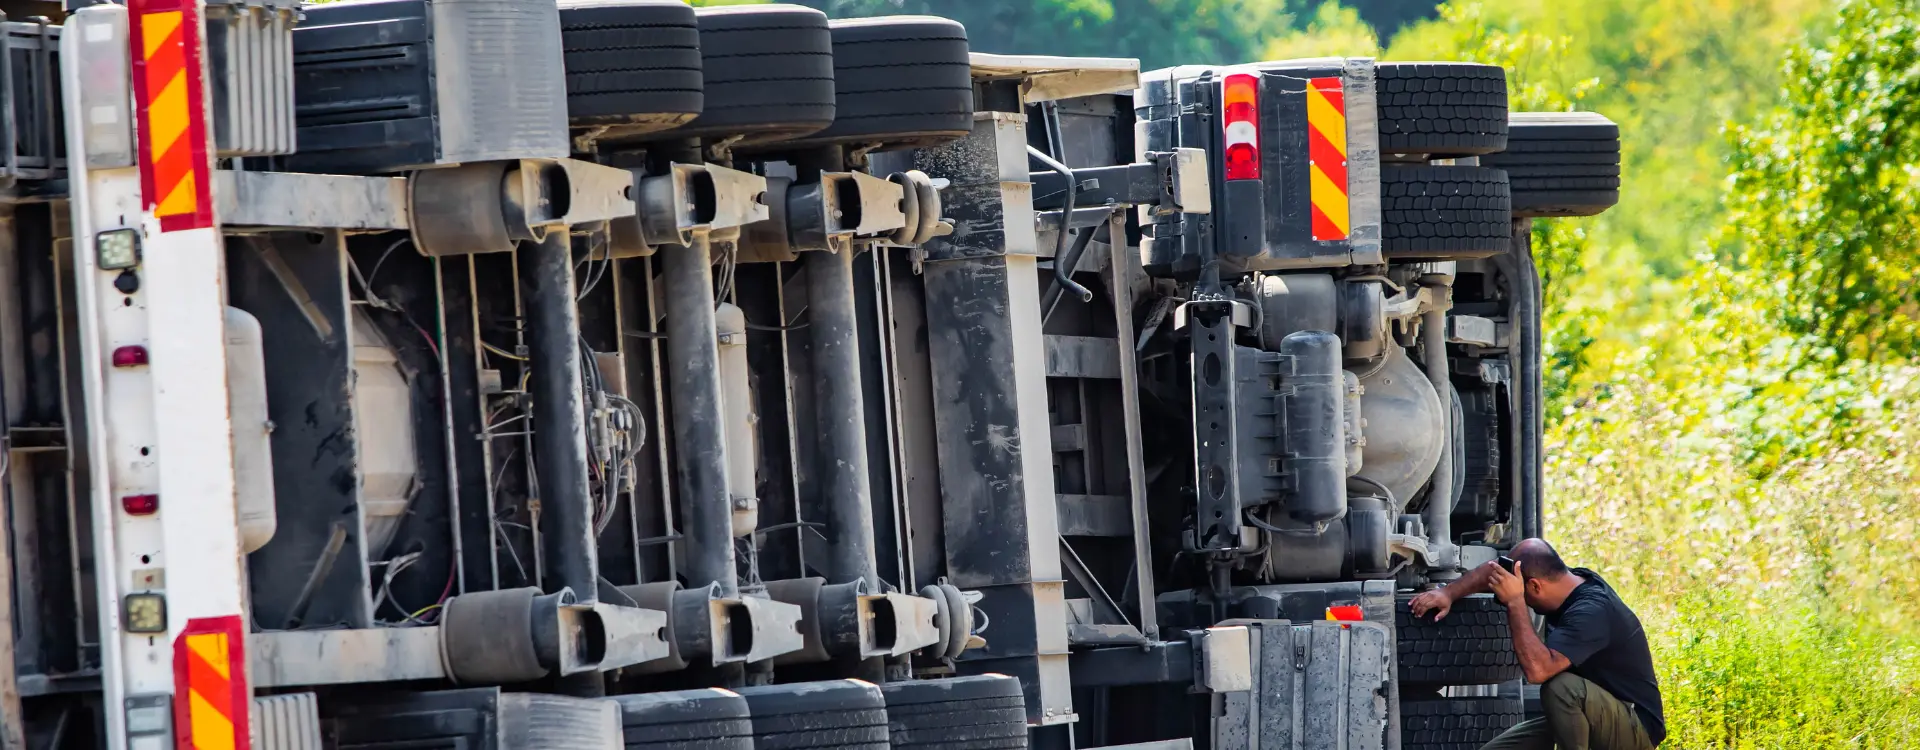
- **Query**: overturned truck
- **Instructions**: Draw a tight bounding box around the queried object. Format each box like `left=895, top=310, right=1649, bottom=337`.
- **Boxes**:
left=0, top=0, right=1621, bottom=748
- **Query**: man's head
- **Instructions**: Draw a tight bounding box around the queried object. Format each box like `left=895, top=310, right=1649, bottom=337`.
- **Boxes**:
left=1511, top=538, right=1582, bottom=611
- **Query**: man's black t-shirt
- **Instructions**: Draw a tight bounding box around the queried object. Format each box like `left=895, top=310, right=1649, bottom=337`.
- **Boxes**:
left=1541, top=568, right=1665, bottom=746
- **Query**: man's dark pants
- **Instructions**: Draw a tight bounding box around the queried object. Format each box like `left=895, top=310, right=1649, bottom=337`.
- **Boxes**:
left=1480, top=673, right=1654, bottom=750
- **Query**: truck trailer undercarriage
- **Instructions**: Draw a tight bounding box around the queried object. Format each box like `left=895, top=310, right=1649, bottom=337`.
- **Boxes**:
left=0, top=1, right=1622, bottom=748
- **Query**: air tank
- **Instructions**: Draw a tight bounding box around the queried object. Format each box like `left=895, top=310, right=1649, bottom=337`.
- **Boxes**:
left=1277, top=330, right=1347, bottom=524
left=226, top=306, right=277, bottom=553
left=715, top=302, right=758, bottom=537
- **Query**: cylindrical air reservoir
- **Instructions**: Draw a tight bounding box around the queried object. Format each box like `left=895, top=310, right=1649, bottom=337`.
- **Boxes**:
left=225, top=307, right=278, bottom=553
left=1278, top=330, right=1346, bottom=524
left=714, top=302, right=758, bottom=537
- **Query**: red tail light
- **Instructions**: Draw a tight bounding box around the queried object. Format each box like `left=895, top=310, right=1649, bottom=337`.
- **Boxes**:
left=112, top=345, right=149, bottom=368
left=1222, top=73, right=1261, bottom=181
left=122, top=493, right=159, bottom=516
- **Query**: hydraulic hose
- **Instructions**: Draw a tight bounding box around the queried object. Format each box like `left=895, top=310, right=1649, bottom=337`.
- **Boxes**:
left=1028, top=146, right=1096, bottom=310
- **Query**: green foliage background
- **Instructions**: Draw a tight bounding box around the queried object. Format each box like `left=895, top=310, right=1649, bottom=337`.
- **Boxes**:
left=693, top=0, right=1920, bottom=743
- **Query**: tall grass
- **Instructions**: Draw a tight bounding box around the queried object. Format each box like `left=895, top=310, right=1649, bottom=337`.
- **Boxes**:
left=1547, top=367, right=1920, bottom=747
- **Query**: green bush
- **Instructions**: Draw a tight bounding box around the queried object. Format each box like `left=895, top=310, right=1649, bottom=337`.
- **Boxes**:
left=1393, top=1, right=1920, bottom=744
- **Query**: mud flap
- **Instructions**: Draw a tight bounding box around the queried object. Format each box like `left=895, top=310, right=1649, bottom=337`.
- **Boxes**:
left=1210, top=619, right=1393, bottom=750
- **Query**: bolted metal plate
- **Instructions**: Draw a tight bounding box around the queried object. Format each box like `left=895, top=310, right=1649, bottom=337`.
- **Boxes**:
left=1195, top=625, right=1254, bottom=693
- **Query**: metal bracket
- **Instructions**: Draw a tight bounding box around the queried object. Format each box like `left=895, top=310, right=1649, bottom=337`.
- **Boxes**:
left=570, top=601, right=672, bottom=673
left=786, top=170, right=908, bottom=251
left=404, top=157, right=640, bottom=256
left=543, top=158, right=639, bottom=227
left=1447, top=314, right=1500, bottom=348
left=1388, top=533, right=1431, bottom=563
left=865, top=591, right=945, bottom=658
left=727, top=595, right=806, bottom=664
left=1457, top=543, right=1500, bottom=571
left=764, top=578, right=944, bottom=663
left=633, top=162, right=772, bottom=247
left=1029, top=149, right=1211, bottom=216
left=1173, top=298, right=1255, bottom=330
left=1187, top=299, right=1248, bottom=553
left=630, top=584, right=805, bottom=670
left=843, top=170, right=910, bottom=237
left=1157, top=147, right=1212, bottom=215
left=1192, top=626, right=1254, bottom=693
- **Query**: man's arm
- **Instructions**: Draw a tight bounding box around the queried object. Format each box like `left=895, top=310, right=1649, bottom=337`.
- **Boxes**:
left=1504, top=598, right=1571, bottom=684
left=1488, top=562, right=1578, bottom=684
left=1407, top=561, right=1501, bottom=620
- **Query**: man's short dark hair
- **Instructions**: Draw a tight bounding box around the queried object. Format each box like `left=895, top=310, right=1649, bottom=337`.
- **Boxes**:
left=1512, top=539, right=1570, bottom=581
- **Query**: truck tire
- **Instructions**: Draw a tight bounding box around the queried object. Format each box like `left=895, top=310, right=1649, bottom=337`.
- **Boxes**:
left=669, top=4, right=836, bottom=146
left=736, top=680, right=890, bottom=750
left=559, top=0, right=703, bottom=131
left=769, top=16, right=973, bottom=153
left=1381, top=166, right=1511, bottom=259
left=614, top=688, right=754, bottom=749
left=1396, top=594, right=1523, bottom=686
left=1376, top=62, right=1509, bottom=156
left=1481, top=112, right=1622, bottom=218
left=882, top=674, right=1029, bottom=749
left=1401, top=696, right=1524, bottom=750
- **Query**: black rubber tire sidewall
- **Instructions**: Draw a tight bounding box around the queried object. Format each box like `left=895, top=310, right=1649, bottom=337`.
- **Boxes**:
left=1482, top=112, right=1623, bottom=217
left=570, top=91, right=703, bottom=123
left=626, top=740, right=754, bottom=750
left=1381, top=165, right=1512, bottom=260
left=778, top=17, right=973, bottom=151
left=752, top=725, right=890, bottom=750
left=736, top=679, right=885, bottom=716
left=621, top=719, right=755, bottom=744
left=1377, top=62, right=1510, bottom=156
left=558, top=1, right=702, bottom=126
left=883, top=678, right=1028, bottom=749
left=565, top=47, right=701, bottom=75
left=1401, top=696, right=1524, bottom=750
left=558, top=0, right=694, bottom=30
left=616, top=688, right=755, bottom=748
left=881, top=676, right=1024, bottom=707
left=1514, top=190, right=1620, bottom=218
left=1396, top=594, right=1524, bottom=686
left=669, top=5, right=836, bottom=143
left=736, top=680, right=888, bottom=750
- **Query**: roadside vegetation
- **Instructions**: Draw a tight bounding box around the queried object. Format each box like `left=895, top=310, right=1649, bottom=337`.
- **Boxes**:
left=1394, top=0, right=1920, bottom=745
left=739, top=0, right=1920, bottom=743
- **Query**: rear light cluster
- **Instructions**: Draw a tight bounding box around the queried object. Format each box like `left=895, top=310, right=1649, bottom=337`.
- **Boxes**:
left=1221, top=73, right=1261, bottom=181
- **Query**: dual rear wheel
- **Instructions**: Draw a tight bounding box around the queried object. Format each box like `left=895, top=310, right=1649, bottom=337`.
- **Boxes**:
left=558, top=3, right=973, bottom=153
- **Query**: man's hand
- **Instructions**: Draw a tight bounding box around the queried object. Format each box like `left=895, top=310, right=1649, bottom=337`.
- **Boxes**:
left=1489, top=560, right=1526, bottom=607
left=1408, top=589, right=1454, bottom=621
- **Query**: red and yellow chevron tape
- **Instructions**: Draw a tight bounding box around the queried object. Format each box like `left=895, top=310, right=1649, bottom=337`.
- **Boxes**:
left=130, top=0, right=213, bottom=232
left=1306, top=77, right=1350, bottom=242
left=173, top=616, right=249, bottom=750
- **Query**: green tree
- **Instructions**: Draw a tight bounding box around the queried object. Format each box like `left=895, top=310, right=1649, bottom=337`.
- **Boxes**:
left=1261, top=1, right=1380, bottom=60
left=1392, top=0, right=1826, bottom=279
left=1387, top=0, right=1826, bottom=413
left=1722, top=0, right=1920, bottom=364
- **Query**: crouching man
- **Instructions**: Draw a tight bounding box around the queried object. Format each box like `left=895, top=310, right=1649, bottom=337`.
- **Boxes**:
left=1409, top=539, right=1665, bottom=750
